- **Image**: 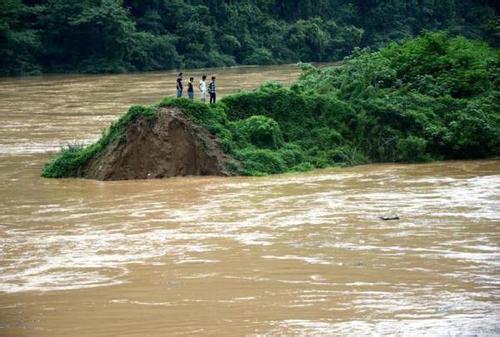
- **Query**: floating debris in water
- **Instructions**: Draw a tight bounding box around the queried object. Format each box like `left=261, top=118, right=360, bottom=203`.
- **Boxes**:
left=379, top=216, right=400, bottom=221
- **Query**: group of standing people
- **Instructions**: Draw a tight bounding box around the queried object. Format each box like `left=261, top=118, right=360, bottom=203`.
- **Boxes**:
left=176, top=73, right=217, bottom=104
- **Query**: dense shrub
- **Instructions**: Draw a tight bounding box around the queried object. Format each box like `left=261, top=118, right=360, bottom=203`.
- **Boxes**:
left=240, top=115, right=284, bottom=149
left=226, top=32, right=498, bottom=171
left=236, top=148, right=286, bottom=175
left=396, top=136, right=430, bottom=163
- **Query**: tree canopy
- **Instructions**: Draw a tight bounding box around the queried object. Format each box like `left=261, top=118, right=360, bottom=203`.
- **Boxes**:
left=1, top=0, right=499, bottom=75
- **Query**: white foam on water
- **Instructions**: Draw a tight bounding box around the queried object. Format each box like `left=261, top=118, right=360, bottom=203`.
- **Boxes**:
left=269, top=316, right=500, bottom=336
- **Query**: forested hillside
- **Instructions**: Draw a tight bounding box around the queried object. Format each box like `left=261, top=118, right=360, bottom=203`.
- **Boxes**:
left=1, top=0, right=498, bottom=75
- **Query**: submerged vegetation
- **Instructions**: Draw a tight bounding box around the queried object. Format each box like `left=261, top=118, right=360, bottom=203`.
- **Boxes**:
left=42, top=33, right=500, bottom=178
left=1, top=0, right=499, bottom=75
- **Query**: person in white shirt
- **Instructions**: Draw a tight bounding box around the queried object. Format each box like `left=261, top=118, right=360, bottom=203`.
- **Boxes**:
left=199, top=75, right=207, bottom=103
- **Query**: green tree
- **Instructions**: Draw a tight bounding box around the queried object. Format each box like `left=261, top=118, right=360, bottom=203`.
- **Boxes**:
left=0, top=0, right=40, bottom=75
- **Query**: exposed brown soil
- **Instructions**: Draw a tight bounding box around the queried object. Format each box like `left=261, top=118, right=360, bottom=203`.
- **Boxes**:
left=82, top=107, right=240, bottom=180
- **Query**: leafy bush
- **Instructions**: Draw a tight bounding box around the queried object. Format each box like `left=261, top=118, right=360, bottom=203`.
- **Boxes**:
left=236, top=148, right=286, bottom=176
left=240, top=115, right=284, bottom=149
left=396, top=136, right=430, bottom=163
left=277, top=143, right=306, bottom=167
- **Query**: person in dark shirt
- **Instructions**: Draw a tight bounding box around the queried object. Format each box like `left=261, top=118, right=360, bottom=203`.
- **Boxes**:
left=208, top=76, right=216, bottom=104
left=176, top=72, right=183, bottom=97
left=187, top=77, right=194, bottom=100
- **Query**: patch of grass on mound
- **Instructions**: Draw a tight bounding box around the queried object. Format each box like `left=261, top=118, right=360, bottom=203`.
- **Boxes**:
left=42, top=105, right=156, bottom=178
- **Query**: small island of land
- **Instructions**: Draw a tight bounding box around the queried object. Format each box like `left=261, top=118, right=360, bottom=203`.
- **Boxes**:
left=42, top=33, right=499, bottom=180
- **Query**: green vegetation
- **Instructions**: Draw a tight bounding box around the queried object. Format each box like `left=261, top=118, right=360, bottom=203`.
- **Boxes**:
left=42, top=33, right=500, bottom=178
left=2, top=0, right=499, bottom=75
left=42, top=105, right=156, bottom=177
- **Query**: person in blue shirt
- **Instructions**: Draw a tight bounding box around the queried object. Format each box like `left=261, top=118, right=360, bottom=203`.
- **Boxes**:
left=208, top=76, right=216, bottom=104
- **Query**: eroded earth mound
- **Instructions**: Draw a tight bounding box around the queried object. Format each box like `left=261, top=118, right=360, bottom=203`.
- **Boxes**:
left=82, top=108, right=238, bottom=180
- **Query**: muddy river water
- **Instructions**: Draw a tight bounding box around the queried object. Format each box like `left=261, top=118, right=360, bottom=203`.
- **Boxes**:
left=0, top=65, right=499, bottom=336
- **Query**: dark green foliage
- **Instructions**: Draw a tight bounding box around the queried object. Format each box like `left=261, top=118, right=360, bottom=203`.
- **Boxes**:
left=243, top=48, right=275, bottom=65
left=380, top=33, right=498, bottom=98
left=223, top=32, right=499, bottom=170
left=320, top=146, right=368, bottom=167
left=2, top=0, right=499, bottom=75
left=240, top=115, right=284, bottom=149
left=0, top=0, right=41, bottom=75
left=236, top=148, right=286, bottom=175
left=43, top=33, right=499, bottom=178
left=396, top=136, right=430, bottom=163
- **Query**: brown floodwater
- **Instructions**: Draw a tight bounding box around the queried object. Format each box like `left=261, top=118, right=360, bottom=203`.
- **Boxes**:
left=0, top=65, right=499, bottom=336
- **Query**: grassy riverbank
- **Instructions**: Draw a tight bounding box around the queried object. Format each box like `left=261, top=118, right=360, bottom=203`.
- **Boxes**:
left=43, top=32, right=499, bottom=178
